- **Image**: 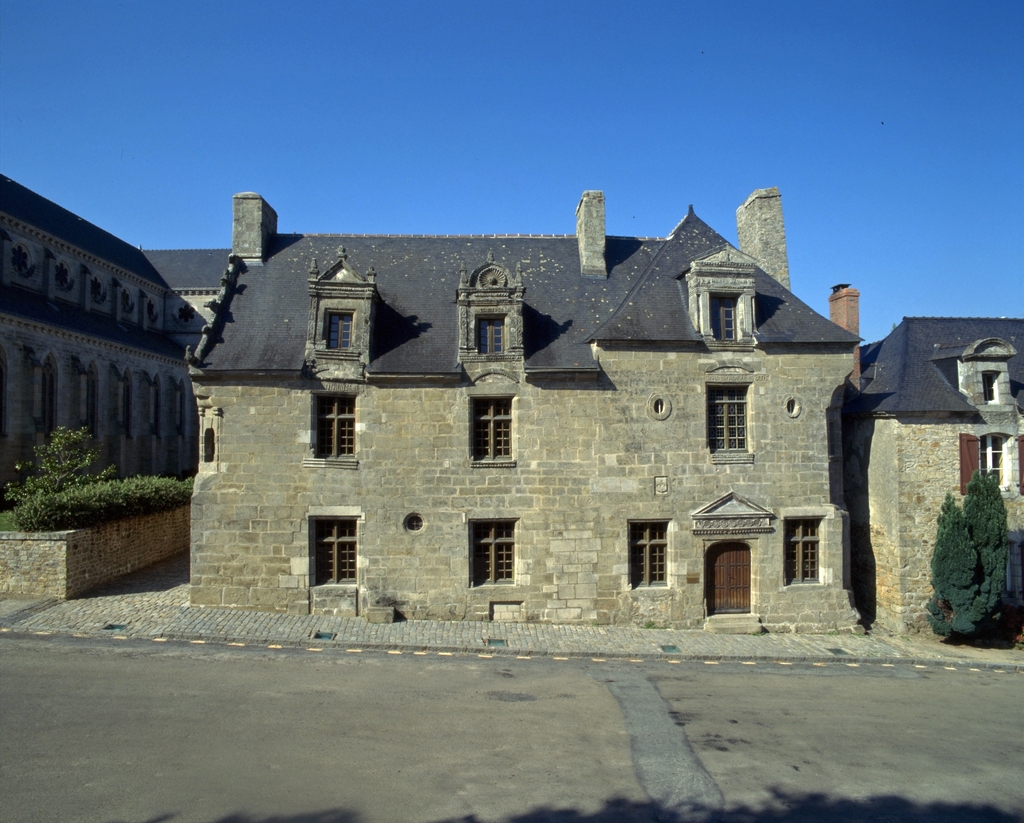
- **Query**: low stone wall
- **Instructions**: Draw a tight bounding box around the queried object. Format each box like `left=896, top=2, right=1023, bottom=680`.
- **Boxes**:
left=0, top=506, right=190, bottom=599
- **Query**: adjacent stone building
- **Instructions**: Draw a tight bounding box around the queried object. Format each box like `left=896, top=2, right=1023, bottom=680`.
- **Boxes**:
left=843, top=317, right=1024, bottom=632
left=157, top=186, right=863, bottom=631
left=0, top=175, right=204, bottom=485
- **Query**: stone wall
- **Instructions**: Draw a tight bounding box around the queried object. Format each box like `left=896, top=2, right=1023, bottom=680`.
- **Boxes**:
left=0, top=505, right=189, bottom=599
left=189, top=343, right=860, bottom=631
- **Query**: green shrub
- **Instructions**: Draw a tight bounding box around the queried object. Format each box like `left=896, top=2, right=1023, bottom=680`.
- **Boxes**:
left=12, top=476, right=193, bottom=532
left=4, top=426, right=117, bottom=504
left=926, top=472, right=1008, bottom=638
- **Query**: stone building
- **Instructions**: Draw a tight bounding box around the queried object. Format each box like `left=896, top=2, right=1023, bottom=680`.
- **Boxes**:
left=843, top=316, right=1024, bottom=632
left=0, top=176, right=203, bottom=486
left=161, top=186, right=863, bottom=631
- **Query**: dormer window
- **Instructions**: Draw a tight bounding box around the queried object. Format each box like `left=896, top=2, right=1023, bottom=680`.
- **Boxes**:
left=682, top=247, right=758, bottom=347
left=327, top=313, right=353, bottom=350
left=982, top=372, right=998, bottom=404
left=457, top=255, right=524, bottom=365
left=478, top=317, right=505, bottom=354
left=710, top=296, right=737, bottom=341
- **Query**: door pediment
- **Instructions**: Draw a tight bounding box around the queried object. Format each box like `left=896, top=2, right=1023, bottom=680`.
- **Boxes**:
left=691, top=492, right=775, bottom=535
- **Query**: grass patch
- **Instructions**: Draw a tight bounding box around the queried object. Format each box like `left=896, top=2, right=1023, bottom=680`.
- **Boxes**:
left=0, top=510, right=17, bottom=531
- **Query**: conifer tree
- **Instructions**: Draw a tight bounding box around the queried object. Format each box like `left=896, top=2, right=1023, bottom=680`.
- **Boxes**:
left=926, top=493, right=980, bottom=636
left=926, top=473, right=1008, bottom=637
left=963, top=471, right=1009, bottom=632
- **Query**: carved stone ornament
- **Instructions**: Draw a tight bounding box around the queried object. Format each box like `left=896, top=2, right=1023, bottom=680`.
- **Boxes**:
left=691, top=491, right=775, bottom=535
left=120, top=290, right=135, bottom=314
left=177, top=303, right=196, bottom=323
left=147, top=299, right=159, bottom=323
left=11, top=244, right=34, bottom=278
left=91, top=276, right=107, bottom=304
left=54, top=261, right=74, bottom=291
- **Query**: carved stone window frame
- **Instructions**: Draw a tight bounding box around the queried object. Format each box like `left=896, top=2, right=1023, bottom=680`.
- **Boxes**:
left=306, top=250, right=379, bottom=380
left=457, top=255, right=525, bottom=365
left=682, top=248, right=757, bottom=348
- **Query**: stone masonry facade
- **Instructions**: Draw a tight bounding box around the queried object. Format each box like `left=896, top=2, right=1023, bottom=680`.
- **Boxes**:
left=191, top=345, right=859, bottom=631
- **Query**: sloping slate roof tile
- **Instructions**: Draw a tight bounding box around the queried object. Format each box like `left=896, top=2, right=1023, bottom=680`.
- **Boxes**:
left=0, top=176, right=169, bottom=289
left=145, top=249, right=231, bottom=290
left=0, top=287, right=186, bottom=361
left=845, top=317, right=1024, bottom=414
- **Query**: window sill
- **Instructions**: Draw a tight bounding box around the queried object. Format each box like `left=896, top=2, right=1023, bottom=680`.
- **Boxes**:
left=630, top=584, right=669, bottom=591
left=314, top=581, right=357, bottom=589
left=471, top=580, right=516, bottom=587
left=711, top=451, right=754, bottom=465
left=303, top=456, right=359, bottom=470
left=783, top=580, right=821, bottom=588
left=471, top=459, right=517, bottom=469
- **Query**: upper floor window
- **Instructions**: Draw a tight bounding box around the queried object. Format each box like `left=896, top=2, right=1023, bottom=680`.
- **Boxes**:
left=41, top=357, right=57, bottom=436
left=121, top=372, right=133, bottom=438
left=85, top=366, right=99, bottom=437
left=980, top=435, right=1006, bottom=487
left=708, top=387, right=747, bottom=452
left=629, top=521, right=668, bottom=587
left=785, top=519, right=820, bottom=584
left=472, top=398, right=512, bottom=460
left=316, top=395, right=355, bottom=458
left=327, top=313, right=353, bottom=350
left=982, top=372, right=999, bottom=404
left=478, top=317, right=505, bottom=354
left=710, top=296, right=737, bottom=341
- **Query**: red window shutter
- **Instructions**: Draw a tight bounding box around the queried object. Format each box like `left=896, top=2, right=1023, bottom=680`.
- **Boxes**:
left=959, top=433, right=979, bottom=495
left=1018, top=436, right=1024, bottom=495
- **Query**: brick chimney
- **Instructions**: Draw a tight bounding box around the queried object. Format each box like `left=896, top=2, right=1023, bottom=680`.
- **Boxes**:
left=576, top=190, right=606, bottom=277
left=829, top=283, right=861, bottom=382
left=736, top=187, right=790, bottom=290
left=232, top=192, right=278, bottom=264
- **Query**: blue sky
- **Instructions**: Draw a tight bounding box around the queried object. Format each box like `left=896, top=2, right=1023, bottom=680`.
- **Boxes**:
left=1, top=0, right=1021, bottom=344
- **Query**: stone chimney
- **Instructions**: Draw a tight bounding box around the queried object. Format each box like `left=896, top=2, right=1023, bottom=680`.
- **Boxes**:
left=232, top=192, right=278, bottom=264
left=736, top=187, right=790, bottom=290
left=829, top=283, right=861, bottom=381
left=576, top=190, right=606, bottom=277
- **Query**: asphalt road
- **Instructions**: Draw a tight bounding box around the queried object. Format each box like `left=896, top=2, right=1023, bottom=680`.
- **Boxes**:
left=1, top=635, right=1021, bottom=823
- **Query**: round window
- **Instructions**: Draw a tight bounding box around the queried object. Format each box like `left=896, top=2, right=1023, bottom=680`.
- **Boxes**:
left=647, top=394, right=672, bottom=421
left=785, top=397, right=802, bottom=418
left=405, top=513, right=424, bottom=532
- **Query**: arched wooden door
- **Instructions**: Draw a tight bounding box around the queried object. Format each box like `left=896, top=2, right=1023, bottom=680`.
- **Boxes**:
left=706, top=543, right=751, bottom=615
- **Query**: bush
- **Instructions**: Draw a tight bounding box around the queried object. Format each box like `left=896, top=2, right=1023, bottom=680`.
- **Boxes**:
left=11, top=476, right=194, bottom=532
left=926, top=472, right=1009, bottom=638
left=4, top=427, right=117, bottom=504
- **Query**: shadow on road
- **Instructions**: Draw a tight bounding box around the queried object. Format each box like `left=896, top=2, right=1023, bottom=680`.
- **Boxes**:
left=113, top=791, right=1021, bottom=823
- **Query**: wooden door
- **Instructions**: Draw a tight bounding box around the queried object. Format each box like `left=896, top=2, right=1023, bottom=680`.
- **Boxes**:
left=707, top=543, right=750, bottom=615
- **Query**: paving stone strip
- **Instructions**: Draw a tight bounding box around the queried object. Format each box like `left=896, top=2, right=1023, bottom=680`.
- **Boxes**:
left=2, top=554, right=1021, bottom=672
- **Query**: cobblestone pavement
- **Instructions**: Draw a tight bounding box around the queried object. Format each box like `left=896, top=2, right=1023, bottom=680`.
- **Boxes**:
left=2, top=553, right=1022, bottom=671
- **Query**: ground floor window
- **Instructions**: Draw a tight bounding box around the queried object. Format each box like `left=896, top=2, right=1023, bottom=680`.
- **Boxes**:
left=314, top=519, right=357, bottom=584
left=629, top=521, right=668, bottom=587
left=471, top=520, right=515, bottom=585
left=784, top=519, right=820, bottom=584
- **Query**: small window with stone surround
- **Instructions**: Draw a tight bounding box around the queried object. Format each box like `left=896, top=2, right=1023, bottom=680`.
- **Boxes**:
left=707, top=387, right=747, bottom=452
left=710, top=296, right=737, bottom=341
left=471, top=520, right=516, bottom=586
left=982, top=372, right=999, bottom=404
left=784, top=519, right=820, bottom=584
left=629, top=521, right=668, bottom=587
left=327, top=312, right=353, bottom=350
left=316, top=395, right=355, bottom=458
left=472, top=397, right=512, bottom=461
left=314, top=519, right=357, bottom=584
left=477, top=316, right=505, bottom=354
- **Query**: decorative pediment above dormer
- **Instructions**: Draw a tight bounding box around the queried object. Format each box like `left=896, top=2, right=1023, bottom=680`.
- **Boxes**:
left=691, top=492, right=775, bottom=535
left=962, top=338, right=1017, bottom=361
left=682, top=245, right=757, bottom=347
left=457, top=252, right=526, bottom=365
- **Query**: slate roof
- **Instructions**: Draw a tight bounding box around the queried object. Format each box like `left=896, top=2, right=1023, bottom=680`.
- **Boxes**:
left=845, top=317, right=1024, bottom=415
left=0, top=286, right=186, bottom=361
left=0, top=176, right=169, bottom=289
left=144, top=248, right=230, bottom=290
left=148, top=208, right=856, bottom=374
